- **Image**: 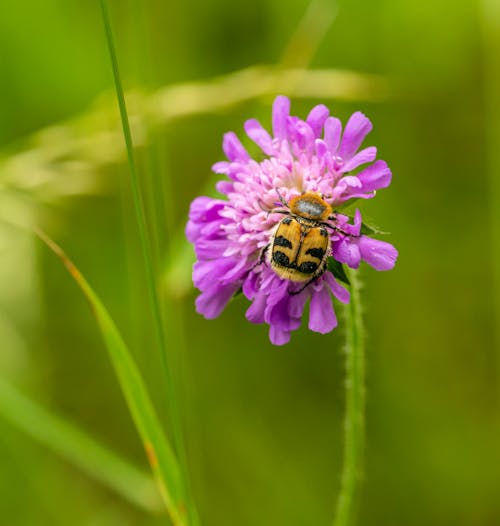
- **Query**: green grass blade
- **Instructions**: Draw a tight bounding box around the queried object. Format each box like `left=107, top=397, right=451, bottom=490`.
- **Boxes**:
left=481, top=0, right=500, bottom=400
left=0, top=375, right=162, bottom=513
left=35, top=229, right=186, bottom=526
left=99, top=3, right=198, bottom=523
left=333, top=268, right=366, bottom=526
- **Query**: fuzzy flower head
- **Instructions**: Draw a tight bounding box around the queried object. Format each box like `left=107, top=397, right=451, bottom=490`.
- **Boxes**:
left=186, top=96, right=397, bottom=345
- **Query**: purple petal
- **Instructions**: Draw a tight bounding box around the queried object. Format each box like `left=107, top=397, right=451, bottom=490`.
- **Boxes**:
left=339, top=112, right=373, bottom=161
left=186, top=197, right=227, bottom=242
left=356, top=160, right=392, bottom=191
left=323, top=117, right=342, bottom=152
left=324, top=272, right=350, bottom=304
left=244, top=119, right=275, bottom=155
left=272, top=96, right=290, bottom=141
left=222, top=132, right=250, bottom=162
left=242, top=270, right=260, bottom=299
left=306, top=104, right=330, bottom=137
left=193, top=259, right=230, bottom=289
left=195, top=281, right=240, bottom=319
left=194, top=238, right=229, bottom=259
left=216, top=180, right=234, bottom=195
left=220, top=256, right=249, bottom=284
left=341, top=175, right=363, bottom=190
left=358, top=236, right=398, bottom=271
left=268, top=295, right=292, bottom=329
left=288, top=289, right=309, bottom=318
left=332, top=238, right=361, bottom=269
left=308, top=286, right=337, bottom=333
left=188, top=196, right=216, bottom=218
left=212, top=161, right=230, bottom=174
left=294, top=120, right=315, bottom=156
left=269, top=325, right=291, bottom=346
left=246, top=290, right=267, bottom=323
left=192, top=261, right=212, bottom=290
left=342, top=146, right=377, bottom=172
left=315, top=139, right=329, bottom=161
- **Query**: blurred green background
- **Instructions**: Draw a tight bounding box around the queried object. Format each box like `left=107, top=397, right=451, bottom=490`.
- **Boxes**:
left=1, top=0, right=499, bottom=525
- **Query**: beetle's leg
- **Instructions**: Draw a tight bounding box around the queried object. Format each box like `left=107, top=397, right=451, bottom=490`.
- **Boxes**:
left=250, top=244, right=269, bottom=271
left=325, top=212, right=362, bottom=238
left=321, top=221, right=360, bottom=238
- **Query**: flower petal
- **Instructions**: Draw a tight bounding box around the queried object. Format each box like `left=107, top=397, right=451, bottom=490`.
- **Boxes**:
left=246, top=290, right=267, bottom=323
left=356, top=160, right=392, bottom=191
left=195, top=281, right=240, bottom=319
left=272, top=95, right=291, bottom=141
left=216, top=180, right=234, bottom=195
left=339, top=112, right=372, bottom=161
left=293, top=120, right=315, bottom=156
left=307, top=104, right=330, bottom=137
left=358, top=236, right=398, bottom=270
left=342, top=146, right=377, bottom=172
left=324, top=271, right=350, bottom=304
left=186, top=197, right=227, bottom=242
left=269, top=325, right=291, bottom=346
left=332, top=238, right=361, bottom=268
left=309, top=286, right=337, bottom=333
left=244, top=119, right=275, bottom=155
left=323, top=116, right=342, bottom=152
left=222, top=132, right=250, bottom=162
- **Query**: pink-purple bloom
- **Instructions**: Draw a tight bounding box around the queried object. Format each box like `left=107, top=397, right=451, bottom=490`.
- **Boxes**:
left=186, top=96, right=397, bottom=345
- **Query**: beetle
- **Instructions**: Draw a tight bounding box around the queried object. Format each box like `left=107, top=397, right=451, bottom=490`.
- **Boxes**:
left=259, top=190, right=345, bottom=295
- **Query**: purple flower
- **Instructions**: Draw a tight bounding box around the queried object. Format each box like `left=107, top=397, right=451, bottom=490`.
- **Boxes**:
left=186, top=96, right=398, bottom=345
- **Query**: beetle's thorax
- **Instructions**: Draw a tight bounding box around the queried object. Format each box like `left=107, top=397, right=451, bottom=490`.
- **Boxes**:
left=288, top=192, right=331, bottom=222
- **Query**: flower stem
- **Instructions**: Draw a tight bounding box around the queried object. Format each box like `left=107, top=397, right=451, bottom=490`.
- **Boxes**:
left=333, top=268, right=365, bottom=526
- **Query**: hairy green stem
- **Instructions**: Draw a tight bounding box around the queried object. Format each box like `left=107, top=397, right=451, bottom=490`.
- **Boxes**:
left=99, top=2, right=197, bottom=523
left=333, top=268, right=365, bottom=526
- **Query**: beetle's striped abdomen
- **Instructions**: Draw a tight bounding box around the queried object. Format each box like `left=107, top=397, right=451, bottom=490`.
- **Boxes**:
left=270, top=217, right=329, bottom=282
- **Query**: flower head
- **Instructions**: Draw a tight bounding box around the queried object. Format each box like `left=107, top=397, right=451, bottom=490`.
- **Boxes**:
left=186, top=96, right=397, bottom=345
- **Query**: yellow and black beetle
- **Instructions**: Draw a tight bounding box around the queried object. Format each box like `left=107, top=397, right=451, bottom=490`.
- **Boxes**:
left=260, top=190, right=347, bottom=294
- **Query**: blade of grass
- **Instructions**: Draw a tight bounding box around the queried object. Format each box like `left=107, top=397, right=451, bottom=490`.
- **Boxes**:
left=35, top=228, right=186, bottom=526
left=99, top=3, right=198, bottom=525
left=0, top=375, right=161, bottom=513
left=481, top=0, right=500, bottom=402
left=333, top=268, right=366, bottom=526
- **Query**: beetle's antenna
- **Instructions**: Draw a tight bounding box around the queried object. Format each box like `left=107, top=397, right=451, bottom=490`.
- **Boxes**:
left=275, top=187, right=289, bottom=208
left=258, top=200, right=289, bottom=217
left=257, top=199, right=270, bottom=213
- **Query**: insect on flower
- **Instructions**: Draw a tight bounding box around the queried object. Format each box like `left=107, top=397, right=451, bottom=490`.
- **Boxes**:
left=186, top=95, right=398, bottom=345
left=262, top=191, right=357, bottom=295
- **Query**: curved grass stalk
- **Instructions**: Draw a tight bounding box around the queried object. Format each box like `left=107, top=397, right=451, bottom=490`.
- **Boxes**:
left=35, top=229, right=186, bottom=526
left=0, top=376, right=161, bottom=513
left=333, top=268, right=365, bottom=526
left=0, top=66, right=387, bottom=207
